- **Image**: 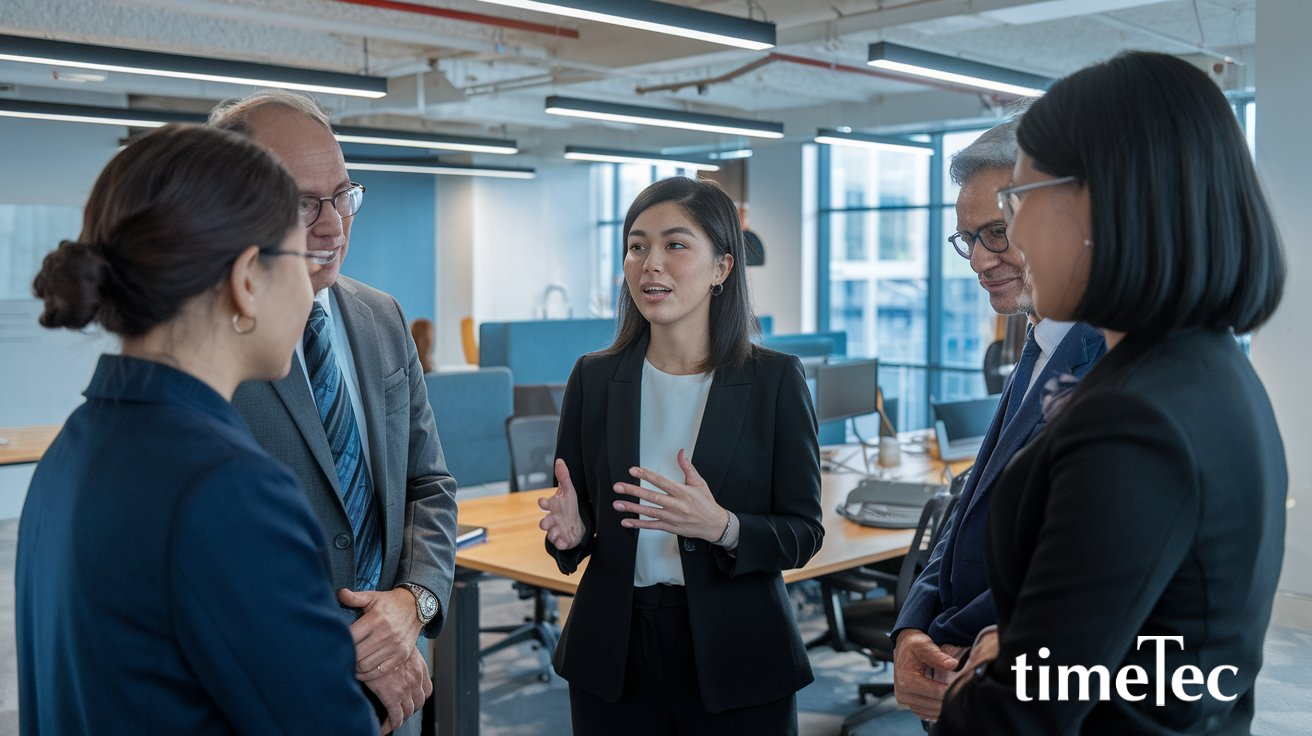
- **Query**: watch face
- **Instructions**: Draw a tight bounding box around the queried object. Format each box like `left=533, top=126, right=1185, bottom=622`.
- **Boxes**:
left=419, top=593, right=437, bottom=619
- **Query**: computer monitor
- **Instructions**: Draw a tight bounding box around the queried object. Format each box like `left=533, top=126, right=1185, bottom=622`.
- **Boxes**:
left=815, top=358, right=878, bottom=425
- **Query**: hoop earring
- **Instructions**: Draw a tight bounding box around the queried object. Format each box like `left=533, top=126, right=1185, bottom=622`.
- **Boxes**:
left=232, top=313, right=257, bottom=335
left=709, top=283, right=724, bottom=297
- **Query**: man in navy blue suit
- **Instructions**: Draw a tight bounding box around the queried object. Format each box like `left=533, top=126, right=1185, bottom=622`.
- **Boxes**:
left=889, top=116, right=1106, bottom=724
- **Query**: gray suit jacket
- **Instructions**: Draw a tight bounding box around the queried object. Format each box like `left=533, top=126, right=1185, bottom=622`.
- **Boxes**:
left=233, top=275, right=458, bottom=639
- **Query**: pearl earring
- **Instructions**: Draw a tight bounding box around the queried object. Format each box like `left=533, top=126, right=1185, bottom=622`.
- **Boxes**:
left=1083, top=239, right=1093, bottom=247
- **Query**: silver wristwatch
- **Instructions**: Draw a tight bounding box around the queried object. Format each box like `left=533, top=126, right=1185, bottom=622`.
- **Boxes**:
left=399, top=583, right=438, bottom=625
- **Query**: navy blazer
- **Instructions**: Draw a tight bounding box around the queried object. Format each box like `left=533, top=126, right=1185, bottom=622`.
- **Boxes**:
left=547, top=334, right=825, bottom=713
left=894, top=322, right=1105, bottom=646
left=17, top=356, right=375, bottom=735
left=938, top=329, right=1286, bottom=734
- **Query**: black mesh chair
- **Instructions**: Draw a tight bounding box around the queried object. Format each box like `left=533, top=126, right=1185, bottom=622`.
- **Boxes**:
left=983, top=339, right=1009, bottom=395
left=479, top=414, right=564, bottom=679
left=832, top=490, right=961, bottom=735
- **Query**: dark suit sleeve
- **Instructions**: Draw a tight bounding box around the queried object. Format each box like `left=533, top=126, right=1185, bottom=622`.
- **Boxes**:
left=170, top=458, right=377, bottom=734
left=893, top=506, right=956, bottom=638
left=547, top=356, right=597, bottom=574
left=937, top=395, right=1199, bottom=734
left=391, top=298, right=459, bottom=636
left=714, top=355, right=824, bottom=576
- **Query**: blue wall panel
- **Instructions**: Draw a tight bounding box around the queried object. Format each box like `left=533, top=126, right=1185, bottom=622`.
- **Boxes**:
left=340, top=171, right=436, bottom=320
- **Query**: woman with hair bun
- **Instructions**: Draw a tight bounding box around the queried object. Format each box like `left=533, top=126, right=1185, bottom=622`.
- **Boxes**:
left=17, top=124, right=376, bottom=733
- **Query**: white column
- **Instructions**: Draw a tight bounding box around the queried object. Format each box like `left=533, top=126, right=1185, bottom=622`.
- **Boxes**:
left=1252, top=0, right=1312, bottom=595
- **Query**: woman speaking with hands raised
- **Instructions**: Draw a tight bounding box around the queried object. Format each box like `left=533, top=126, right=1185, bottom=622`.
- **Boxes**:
left=539, top=177, right=824, bottom=735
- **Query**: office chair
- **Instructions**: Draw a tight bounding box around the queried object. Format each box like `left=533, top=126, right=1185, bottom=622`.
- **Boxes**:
left=479, top=414, right=564, bottom=679
left=832, top=490, right=960, bottom=736
left=806, top=468, right=969, bottom=652
left=459, top=316, right=479, bottom=365
left=982, top=339, right=1009, bottom=395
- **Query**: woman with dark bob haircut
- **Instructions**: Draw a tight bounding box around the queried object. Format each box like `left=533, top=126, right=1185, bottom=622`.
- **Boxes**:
left=937, top=51, right=1286, bottom=734
left=538, top=177, right=824, bottom=733
left=18, top=124, right=376, bottom=733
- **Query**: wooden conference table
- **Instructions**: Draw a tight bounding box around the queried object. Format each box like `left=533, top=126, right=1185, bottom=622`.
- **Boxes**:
left=0, top=425, right=61, bottom=466
left=430, top=444, right=971, bottom=736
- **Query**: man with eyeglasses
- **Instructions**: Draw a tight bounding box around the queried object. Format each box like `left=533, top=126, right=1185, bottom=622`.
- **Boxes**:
left=211, top=91, right=458, bottom=736
left=889, top=115, right=1105, bottom=727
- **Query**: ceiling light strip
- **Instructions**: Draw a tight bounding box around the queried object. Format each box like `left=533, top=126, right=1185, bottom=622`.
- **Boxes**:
left=0, top=99, right=205, bottom=128
left=814, top=129, right=935, bottom=156
left=563, top=146, right=719, bottom=171
left=0, top=33, right=388, bottom=99
left=335, top=125, right=518, bottom=154
left=346, top=160, right=536, bottom=179
left=867, top=42, right=1050, bottom=98
left=545, top=96, right=783, bottom=139
left=472, top=0, right=774, bottom=50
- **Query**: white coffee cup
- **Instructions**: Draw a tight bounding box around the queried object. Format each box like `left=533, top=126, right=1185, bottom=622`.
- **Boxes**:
left=878, top=436, right=902, bottom=467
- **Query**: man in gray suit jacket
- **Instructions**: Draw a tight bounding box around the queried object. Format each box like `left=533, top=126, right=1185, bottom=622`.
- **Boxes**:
left=212, top=91, right=458, bottom=734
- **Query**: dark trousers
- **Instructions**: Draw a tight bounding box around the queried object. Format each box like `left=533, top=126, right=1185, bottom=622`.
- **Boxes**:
left=569, top=585, right=798, bottom=736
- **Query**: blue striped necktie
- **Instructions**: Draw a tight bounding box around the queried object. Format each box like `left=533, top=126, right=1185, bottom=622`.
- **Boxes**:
left=303, top=301, right=382, bottom=591
left=1002, top=325, right=1041, bottom=429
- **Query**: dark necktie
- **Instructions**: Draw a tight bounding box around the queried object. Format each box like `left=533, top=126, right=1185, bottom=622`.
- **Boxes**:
left=304, top=301, right=382, bottom=591
left=1002, top=325, right=1041, bottom=429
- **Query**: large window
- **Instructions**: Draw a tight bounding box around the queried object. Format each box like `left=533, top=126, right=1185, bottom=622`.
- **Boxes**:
left=819, top=130, right=995, bottom=431
left=0, top=205, right=82, bottom=300
left=592, top=163, right=697, bottom=316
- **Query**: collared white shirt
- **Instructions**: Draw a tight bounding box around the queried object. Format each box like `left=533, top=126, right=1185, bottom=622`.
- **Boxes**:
left=1024, top=319, right=1076, bottom=400
left=295, top=288, right=374, bottom=467
left=633, top=359, right=713, bottom=587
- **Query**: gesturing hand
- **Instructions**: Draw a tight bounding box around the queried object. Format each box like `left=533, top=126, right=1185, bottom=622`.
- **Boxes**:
left=539, top=459, right=586, bottom=550
left=612, top=449, right=729, bottom=543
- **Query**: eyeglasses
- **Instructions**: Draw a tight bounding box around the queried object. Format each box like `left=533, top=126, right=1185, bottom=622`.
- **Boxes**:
left=299, top=183, right=365, bottom=227
left=948, top=222, right=1009, bottom=259
left=260, top=248, right=322, bottom=271
left=996, top=176, right=1080, bottom=225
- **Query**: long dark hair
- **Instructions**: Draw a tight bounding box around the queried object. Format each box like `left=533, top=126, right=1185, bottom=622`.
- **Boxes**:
left=33, top=123, right=300, bottom=337
left=1017, top=51, right=1284, bottom=334
left=602, top=177, right=758, bottom=372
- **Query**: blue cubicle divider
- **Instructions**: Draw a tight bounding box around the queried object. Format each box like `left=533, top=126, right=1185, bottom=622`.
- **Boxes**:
left=479, top=319, right=617, bottom=385
left=425, top=367, right=514, bottom=487
left=759, top=330, right=847, bottom=358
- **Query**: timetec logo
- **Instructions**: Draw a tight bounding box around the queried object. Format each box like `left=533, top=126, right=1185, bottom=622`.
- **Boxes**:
left=1011, top=636, right=1238, bottom=704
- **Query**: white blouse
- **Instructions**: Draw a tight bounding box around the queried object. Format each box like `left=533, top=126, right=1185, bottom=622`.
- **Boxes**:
left=633, top=359, right=713, bottom=587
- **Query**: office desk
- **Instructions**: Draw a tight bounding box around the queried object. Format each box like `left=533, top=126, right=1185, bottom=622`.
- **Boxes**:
left=0, top=425, right=60, bottom=466
left=431, top=445, right=969, bottom=736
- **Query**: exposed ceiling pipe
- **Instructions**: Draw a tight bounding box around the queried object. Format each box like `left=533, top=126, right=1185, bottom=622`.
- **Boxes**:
left=634, top=52, right=1016, bottom=98
left=329, top=0, right=580, bottom=39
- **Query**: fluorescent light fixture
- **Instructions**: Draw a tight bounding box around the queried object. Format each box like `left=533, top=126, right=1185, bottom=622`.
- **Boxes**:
left=867, top=42, right=1050, bottom=98
left=814, top=129, right=934, bottom=156
left=335, top=125, right=518, bottom=154
left=346, top=159, right=536, bottom=179
left=564, top=146, right=719, bottom=171
left=545, top=96, right=783, bottom=139
left=471, top=0, right=774, bottom=50
left=707, top=148, right=752, bottom=160
left=0, top=33, right=388, bottom=99
left=0, top=98, right=205, bottom=128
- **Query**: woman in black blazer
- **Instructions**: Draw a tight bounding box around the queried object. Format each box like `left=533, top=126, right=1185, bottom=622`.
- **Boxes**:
left=539, top=177, right=824, bottom=734
left=937, top=52, right=1287, bottom=734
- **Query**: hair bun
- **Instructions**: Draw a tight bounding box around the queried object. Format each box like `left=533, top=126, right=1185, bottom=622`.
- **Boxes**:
left=32, top=239, right=111, bottom=330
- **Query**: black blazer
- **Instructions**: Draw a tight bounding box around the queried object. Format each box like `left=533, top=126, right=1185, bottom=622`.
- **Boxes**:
left=938, top=329, right=1287, bottom=735
left=548, top=333, right=824, bottom=713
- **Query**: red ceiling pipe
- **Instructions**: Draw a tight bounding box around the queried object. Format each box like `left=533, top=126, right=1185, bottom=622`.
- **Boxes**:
left=330, top=0, right=580, bottom=39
